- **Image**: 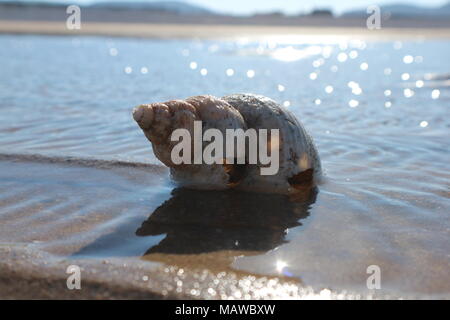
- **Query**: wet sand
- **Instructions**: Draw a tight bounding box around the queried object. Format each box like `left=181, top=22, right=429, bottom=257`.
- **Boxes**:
left=1, top=153, right=448, bottom=299
left=0, top=155, right=377, bottom=299
left=1, top=20, right=450, bottom=40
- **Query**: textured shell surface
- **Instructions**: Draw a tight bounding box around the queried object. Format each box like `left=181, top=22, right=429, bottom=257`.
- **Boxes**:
left=222, top=94, right=322, bottom=193
left=133, top=93, right=321, bottom=194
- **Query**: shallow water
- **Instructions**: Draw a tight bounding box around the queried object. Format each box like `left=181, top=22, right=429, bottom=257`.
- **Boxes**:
left=0, top=34, right=449, bottom=298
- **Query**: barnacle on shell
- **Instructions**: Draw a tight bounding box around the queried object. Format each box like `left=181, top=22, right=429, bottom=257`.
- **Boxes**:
left=133, top=93, right=321, bottom=194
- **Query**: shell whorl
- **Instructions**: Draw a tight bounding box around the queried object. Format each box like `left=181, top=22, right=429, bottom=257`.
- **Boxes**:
left=133, top=93, right=321, bottom=194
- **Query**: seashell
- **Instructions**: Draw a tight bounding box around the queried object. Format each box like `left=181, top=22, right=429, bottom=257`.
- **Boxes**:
left=133, top=93, right=321, bottom=194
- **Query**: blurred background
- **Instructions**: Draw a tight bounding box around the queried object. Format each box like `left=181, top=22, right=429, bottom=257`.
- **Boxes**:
left=1, top=0, right=450, bottom=27
left=0, top=0, right=449, bottom=161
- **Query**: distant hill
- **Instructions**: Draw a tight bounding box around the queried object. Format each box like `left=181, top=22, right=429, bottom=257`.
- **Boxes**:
left=343, top=2, right=450, bottom=18
left=1, top=0, right=450, bottom=28
left=0, top=0, right=214, bottom=15
left=90, top=1, right=213, bottom=15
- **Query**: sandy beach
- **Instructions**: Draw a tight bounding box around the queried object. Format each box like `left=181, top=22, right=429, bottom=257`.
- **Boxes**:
left=0, top=155, right=368, bottom=300
left=1, top=20, right=450, bottom=40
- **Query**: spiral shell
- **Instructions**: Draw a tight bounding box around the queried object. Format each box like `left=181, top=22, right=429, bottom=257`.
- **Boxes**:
left=133, top=93, right=321, bottom=194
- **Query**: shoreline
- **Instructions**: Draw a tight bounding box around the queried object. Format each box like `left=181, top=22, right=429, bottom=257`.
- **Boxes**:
left=1, top=20, right=450, bottom=40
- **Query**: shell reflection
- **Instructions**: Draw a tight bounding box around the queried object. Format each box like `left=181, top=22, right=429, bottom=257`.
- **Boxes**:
left=136, top=188, right=317, bottom=273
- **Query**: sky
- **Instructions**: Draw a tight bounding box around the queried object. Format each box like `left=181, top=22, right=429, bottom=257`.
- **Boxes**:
left=4, top=0, right=448, bottom=15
